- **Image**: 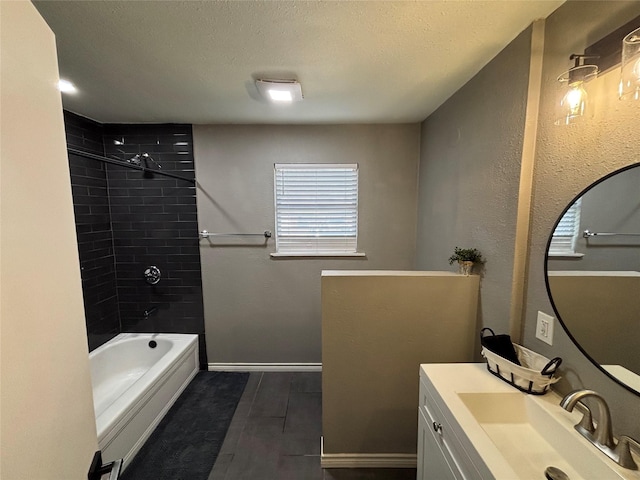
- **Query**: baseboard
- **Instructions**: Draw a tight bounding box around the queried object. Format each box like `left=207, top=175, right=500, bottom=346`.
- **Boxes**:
left=320, top=437, right=417, bottom=468
left=207, top=363, right=322, bottom=372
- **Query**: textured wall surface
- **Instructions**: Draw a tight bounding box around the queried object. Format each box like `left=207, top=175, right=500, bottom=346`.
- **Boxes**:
left=522, top=0, right=640, bottom=439
left=322, top=272, right=479, bottom=456
left=415, top=26, right=533, bottom=339
left=32, top=1, right=562, bottom=124
left=194, top=124, right=419, bottom=364
left=1, top=3, right=98, bottom=477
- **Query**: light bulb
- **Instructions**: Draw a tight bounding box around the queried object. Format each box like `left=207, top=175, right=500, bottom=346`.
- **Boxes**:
left=57, top=79, right=77, bottom=94
left=267, top=89, right=293, bottom=102
left=560, top=83, right=587, bottom=121
left=555, top=63, right=597, bottom=125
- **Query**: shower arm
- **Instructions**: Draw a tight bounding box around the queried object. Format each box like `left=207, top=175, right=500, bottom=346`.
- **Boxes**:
left=67, top=148, right=195, bottom=184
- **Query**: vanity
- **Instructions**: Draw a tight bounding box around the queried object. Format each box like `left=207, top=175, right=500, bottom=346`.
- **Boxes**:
left=418, top=363, right=640, bottom=480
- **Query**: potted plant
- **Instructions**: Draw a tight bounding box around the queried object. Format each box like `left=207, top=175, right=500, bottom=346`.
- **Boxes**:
left=448, top=247, right=484, bottom=275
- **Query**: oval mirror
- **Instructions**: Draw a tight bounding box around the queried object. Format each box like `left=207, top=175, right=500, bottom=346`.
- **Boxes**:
left=545, top=163, right=640, bottom=395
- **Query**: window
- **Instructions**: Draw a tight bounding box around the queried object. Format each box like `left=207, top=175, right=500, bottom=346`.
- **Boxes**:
left=549, top=198, right=582, bottom=256
left=273, top=163, right=361, bottom=256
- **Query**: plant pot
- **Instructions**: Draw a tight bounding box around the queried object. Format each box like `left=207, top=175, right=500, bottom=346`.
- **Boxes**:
left=458, top=261, right=474, bottom=276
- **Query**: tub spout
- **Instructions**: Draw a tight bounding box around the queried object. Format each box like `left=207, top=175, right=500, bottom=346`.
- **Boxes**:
left=143, top=306, right=157, bottom=319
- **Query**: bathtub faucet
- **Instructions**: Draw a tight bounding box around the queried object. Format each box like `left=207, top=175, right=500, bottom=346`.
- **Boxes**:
left=143, top=306, right=158, bottom=319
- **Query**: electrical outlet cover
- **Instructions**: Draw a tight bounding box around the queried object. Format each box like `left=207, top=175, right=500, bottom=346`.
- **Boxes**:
left=536, top=311, right=554, bottom=345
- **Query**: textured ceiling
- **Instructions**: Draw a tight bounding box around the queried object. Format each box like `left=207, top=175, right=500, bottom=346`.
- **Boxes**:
left=34, top=1, right=563, bottom=124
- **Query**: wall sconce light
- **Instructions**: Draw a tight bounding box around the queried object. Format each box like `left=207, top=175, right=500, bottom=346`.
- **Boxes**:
left=555, top=54, right=598, bottom=126
left=581, top=15, right=640, bottom=101
left=619, top=26, right=640, bottom=100
left=552, top=15, right=640, bottom=125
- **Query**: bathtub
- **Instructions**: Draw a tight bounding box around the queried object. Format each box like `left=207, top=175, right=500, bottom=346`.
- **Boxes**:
left=90, top=333, right=199, bottom=468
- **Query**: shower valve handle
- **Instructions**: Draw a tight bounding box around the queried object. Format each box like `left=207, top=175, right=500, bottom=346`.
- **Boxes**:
left=144, top=266, right=161, bottom=285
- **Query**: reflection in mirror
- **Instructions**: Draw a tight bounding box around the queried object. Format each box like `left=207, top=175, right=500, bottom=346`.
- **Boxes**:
left=546, top=163, right=640, bottom=395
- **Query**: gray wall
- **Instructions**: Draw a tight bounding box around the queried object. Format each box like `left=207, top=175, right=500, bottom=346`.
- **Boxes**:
left=416, top=26, right=533, bottom=337
left=522, top=0, right=640, bottom=439
left=193, top=124, right=419, bottom=364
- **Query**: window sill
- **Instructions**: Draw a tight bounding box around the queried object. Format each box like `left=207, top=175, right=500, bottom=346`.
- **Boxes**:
left=547, top=252, right=584, bottom=258
left=270, top=252, right=367, bottom=258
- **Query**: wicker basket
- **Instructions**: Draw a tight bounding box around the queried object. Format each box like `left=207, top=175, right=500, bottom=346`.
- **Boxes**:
left=480, top=328, right=562, bottom=395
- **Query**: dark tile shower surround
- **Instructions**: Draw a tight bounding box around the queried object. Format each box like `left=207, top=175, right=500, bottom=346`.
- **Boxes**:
left=64, top=112, right=207, bottom=366
left=66, top=112, right=119, bottom=350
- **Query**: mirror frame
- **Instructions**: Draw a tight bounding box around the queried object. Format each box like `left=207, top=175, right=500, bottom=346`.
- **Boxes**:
left=544, top=162, right=640, bottom=397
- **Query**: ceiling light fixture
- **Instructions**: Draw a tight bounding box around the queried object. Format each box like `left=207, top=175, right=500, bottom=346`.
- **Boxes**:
left=255, top=79, right=303, bottom=103
left=57, top=79, right=77, bottom=94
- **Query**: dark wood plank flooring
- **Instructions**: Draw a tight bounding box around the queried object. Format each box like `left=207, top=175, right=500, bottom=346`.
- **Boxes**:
left=208, top=372, right=416, bottom=480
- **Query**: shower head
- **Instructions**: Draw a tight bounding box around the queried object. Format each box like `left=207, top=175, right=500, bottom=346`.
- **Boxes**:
left=141, top=153, right=162, bottom=170
left=127, top=154, right=142, bottom=165
left=125, top=153, right=162, bottom=171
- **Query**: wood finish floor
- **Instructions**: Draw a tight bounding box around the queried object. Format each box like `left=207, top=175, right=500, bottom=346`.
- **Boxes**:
left=208, top=372, right=416, bottom=480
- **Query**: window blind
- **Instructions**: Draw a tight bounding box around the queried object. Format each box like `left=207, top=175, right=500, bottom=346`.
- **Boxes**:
left=549, top=199, right=581, bottom=255
left=274, top=163, right=359, bottom=255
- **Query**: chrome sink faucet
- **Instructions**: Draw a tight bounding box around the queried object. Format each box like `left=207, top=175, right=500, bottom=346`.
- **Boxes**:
left=560, top=389, right=638, bottom=470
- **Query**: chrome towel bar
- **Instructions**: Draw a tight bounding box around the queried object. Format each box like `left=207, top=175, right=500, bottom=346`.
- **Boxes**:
left=199, top=230, right=272, bottom=239
left=583, top=229, right=640, bottom=238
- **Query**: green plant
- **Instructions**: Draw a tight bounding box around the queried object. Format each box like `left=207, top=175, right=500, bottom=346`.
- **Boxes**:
left=448, top=247, right=484, bottom=265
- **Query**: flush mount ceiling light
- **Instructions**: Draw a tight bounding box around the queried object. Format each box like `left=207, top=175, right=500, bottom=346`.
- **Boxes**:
left=255, top=79, right=303, bottom=103
left=57, top=78, right=77, bottom=94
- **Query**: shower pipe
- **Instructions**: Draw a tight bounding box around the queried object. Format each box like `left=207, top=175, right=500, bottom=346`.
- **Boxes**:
left=67, top=148, right=196, bottom=184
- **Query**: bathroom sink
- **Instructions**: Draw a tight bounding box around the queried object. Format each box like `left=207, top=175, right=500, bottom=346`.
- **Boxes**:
left=457, top=392, right=629, bottom=479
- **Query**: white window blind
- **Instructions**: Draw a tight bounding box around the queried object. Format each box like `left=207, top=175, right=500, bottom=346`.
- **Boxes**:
left=274, top=163, right=359, bottom=255
left=549, top=199, right=582, bottom=255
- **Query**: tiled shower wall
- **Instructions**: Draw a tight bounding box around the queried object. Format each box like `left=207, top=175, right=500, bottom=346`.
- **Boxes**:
left=65, top=112, right=119, bottom=351
left=64, top=112, right=207, bottom=366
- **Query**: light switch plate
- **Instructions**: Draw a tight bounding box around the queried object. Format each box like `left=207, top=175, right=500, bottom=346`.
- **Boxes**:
left=536, top=311, right=554, bottom=345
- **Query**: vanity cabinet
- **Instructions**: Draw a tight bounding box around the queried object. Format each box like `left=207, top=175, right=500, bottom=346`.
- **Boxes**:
left=417, top=404, right=461, bottom=479
left=417, top=375, right=485, bottom=480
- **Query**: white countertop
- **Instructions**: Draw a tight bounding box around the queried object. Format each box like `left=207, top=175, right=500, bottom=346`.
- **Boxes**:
left=603, top=365, right=640, bottom=392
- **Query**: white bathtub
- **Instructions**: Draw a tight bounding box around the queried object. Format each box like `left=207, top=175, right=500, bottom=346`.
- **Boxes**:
left=89, top=333, right=199, bottom=468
